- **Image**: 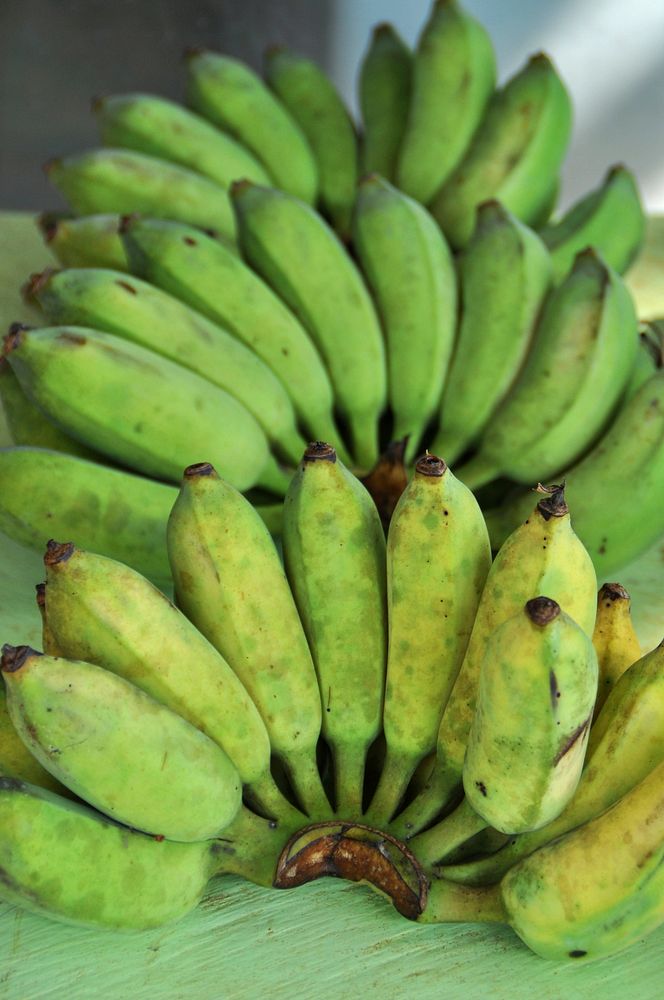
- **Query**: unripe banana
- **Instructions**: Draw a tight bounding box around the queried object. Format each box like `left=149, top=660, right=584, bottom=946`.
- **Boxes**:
left=94, top=93, right=271, bottom=188
left=430, top=53, right=572, bottom=248
left=45, top=150, right=237, bottom=241
left=38, top=213, right=129, bottom=271
left=623, top=322, right=663, bottom=403
left=0, top=682, right=67, bottom=794
left=592, top=583, right=642, bottom=717
left=358, top=24, right=412, bottom=182
left=121, top=217, right=343, bottom=450
left=167, top=462, right=331, bottom=817
left=185, top=50, right=318, bottom=204
left=541, top=165, right=645, bottom=282
left=264, top=47, right=358, bottom=235
left=282, top=443, right=387, bottom=815
left=390, top=485, right=597, bottom=840
left=432, top=200, right=552, bottom=464
left=28, top=267, right=306, bottom=465
left=458, top=250, right=638, bottom=490
left=3, top=324, right=277, bottom=494
left=232, top=182, right=386, bottom=470
left=2, top=646, right=242, bottom=841
left=396, top=0, right=496, bottom=204
left=352, top=176, right=457, bottom=460
left=366, top=455, right=491, bottom=825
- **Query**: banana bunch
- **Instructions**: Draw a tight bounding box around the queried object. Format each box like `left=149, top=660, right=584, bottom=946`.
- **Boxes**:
left=1, top=450, right=663, bottom=965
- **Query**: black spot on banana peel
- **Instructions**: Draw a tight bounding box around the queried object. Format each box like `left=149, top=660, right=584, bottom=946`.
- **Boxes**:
left=274, top=821, right=428, bottom=920
left=525, top=596, right=560, bottom=625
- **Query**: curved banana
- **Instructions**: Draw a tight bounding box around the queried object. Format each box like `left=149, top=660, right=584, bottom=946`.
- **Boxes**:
left=231, top=182, right=386, bottom=470
left=541, top=164, right=645, bottom=282
left=592, top=582, right=642, bottom=717
left=352, top=175, right=457, bottom=460
left=365, top=454, right=491, bottom=826
left=282, top=443, right=387, bottom=815
left=358, top=23, right=412, bottom=182
left=184, top=49, right=318, bottom=204
left=45, top=149, right=237, bottom=241
left=430, top=53, right=572, bottom=248
left=167, top=462, right=331, bottom=817
left=38, top=213, right=129, bottom=271
left=432, top=200, right=552, bottom=464
left=264, top=47, right=358, bottom=235
left=396, top=0, right=496, bottom=205
left=458, top=250, right=638, bottom=490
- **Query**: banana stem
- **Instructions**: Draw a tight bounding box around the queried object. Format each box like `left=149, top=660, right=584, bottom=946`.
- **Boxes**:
left=212, top=805, right=301, bottom=887
left=348, top=410, right=380, bottom=473
left=389, top=759, right=461, bottom=840
left=410, top=797, right=488, bottom=868
left=364, top=747, right=419, bottom=827
left=453, top=452, right=499, bottom=492
left=283, top=746, right=334, bottom=818
left=418, top=877, right=507, bottom=925
left=332, top=740, right=368, bottom=817
left=246, top=769, right=307, bottom=827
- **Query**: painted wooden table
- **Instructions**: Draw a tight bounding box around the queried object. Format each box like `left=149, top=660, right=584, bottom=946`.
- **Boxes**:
left=0, top=214, right=663, bottom=998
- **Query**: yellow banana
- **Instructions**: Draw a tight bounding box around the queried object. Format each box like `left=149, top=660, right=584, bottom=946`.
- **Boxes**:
left=592, top=582, right=642, bottom=717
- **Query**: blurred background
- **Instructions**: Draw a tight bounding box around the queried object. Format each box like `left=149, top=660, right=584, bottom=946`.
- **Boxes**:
left=2, top=0, right=664, bottom=212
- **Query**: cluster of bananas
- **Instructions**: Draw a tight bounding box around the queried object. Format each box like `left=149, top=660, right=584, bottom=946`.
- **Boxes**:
left=1, top=0, right=662, bottom=584
left=1, top=448, right=664, bottom=965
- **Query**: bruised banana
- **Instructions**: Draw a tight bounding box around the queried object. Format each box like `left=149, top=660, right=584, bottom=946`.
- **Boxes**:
left=357, top=23, right=412, bottom=182
left=38, top=213, right=129, bottom=272
left=283, top=443, right=387, bottom=815
left=167, top=463, right=331, bottom=818
left=365, top=455, right=491, bottom=826
left=592, top=583, right=642, bottom=718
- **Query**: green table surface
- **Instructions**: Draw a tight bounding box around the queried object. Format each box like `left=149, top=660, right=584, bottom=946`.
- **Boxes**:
left=0, top=213, right=663, bottom=999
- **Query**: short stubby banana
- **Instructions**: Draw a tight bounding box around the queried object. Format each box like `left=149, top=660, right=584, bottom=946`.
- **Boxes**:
left=592, top=582, right=642, bottom=717
left=2, top=646, right=242, bottom=841
left=352, top=176, right=457, bottom=460
left=358, top=24, right=412, bottom=182
left=184, top=50, right=318, bottom=204
left=231, top=182, right=386, bottom=470
left=38, top=213, right=129, bottom=271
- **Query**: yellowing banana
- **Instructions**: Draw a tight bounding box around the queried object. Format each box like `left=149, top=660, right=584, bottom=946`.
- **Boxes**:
left=592, top=583, right=642, bottom=717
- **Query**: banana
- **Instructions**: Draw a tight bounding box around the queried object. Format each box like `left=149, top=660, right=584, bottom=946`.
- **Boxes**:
left=231, top=182, right=386, bottom=470
left=0, top=681, right=67, bottom=794
left=352, top=175, right=457, bottom=460
left=3, top=324, right=282, bottom=494
left=167, top=462, right=331, bottom=817
left=94, top=92, right=271, bottom=188
left=592, top=583, right=642, bottom=717
left=390, top=484, right=597, bottom=840
left=282, top=443, right=387, bottom=815
left=442, top=640, right=664, bottom=887
left=2, top=646, right=242, bottom=841
left=264, top=47, right=358, bottom=235
left=623, top=321, right=663, bottom=403
left=42, top=542, right=302, bottom=825
left=365, top=454, right=491, bottom=825
left=45, top=149, right=237, bottom=242
left=432, top=200, right=552, bottom=465
left=358, top=23, right=412, bottom=182
left=184, top=50, right=318, bottom=204
left=430, top=53, right=572, bottom=248
left=120, top=217, right=344, bottom=450
left=457, top=250, right=638, bottom=491
left=483, top=371, right=664, bottom=575
left=38, top=213, right=129, bottom=271
left=28, top=266, right=306, bottom=465
left=540, top=165, right=645, bottom=282
left=396, top=0, right=496, bottom=205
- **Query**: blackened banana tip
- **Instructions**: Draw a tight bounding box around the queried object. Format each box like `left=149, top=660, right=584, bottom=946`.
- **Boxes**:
left=415, top=453, right=446, bottom=477
left=44, top=540, right=76, bottom=567
left=304, top=441, right=336, bottom=463
left=1, top=644, right=41, bottom=673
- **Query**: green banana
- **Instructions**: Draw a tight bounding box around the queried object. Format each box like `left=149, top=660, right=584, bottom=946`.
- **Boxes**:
left=38, top=213, right=129, bottom=271
left=264, top=47, right=358, bottom=234
left=167, top=462, right=331, bottom=817
left=540, top=165, right=645, bottom=282
left=357, top=23, right=412, bottom=182
left=432, top=200, right=552, bottom=464
left=185, top=49, right=318, bottom=204
left=42, top=542, right=301, bottom=825
left=396, top=0, right=496, bottom=205
left=623, top=321, right=663, bottom=402
left=457, top=250, right=638, bottom=490
left=483, top=371, right=664, bottom=575
left=0, top=682, right=67, bottom=794
left=94, top=92, right=271, bottom=188
left=45, top=149, right=237, bottom=242
left=2, top=646, right=242, bottom=841
left=365, top=454, right=491, bottom=825
left=390, top=485, right=597, bottom=840
left=352, top=175, right=457, bottom=460
left=120, top=217, right=343, bottom=450
left=592, top=582, right=642, bottom=717
left=3, top=324, right=282, bottom=494
left=430, top=53, right=572, bottom=248
left=282, top=443, right=387, bottom=815
left=231, top=182, right=386, bottom=470
left=28, top=266, right=306, bottom=466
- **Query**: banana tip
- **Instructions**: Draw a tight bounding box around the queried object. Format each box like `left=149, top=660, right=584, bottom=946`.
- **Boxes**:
left=303, top=441, right=336, bottom=464
left=44, top=540, right=76, bottom=567
left=415, top=453, right=446, bottom=478
left=525, top=596, right=560, bottom=626
left=1, top=644, right=41, bottom=673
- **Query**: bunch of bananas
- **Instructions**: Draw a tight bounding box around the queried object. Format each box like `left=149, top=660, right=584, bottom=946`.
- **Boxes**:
left=1, top=449, right=664, bottom=965
left=0, top=0, right=659, bottom=583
